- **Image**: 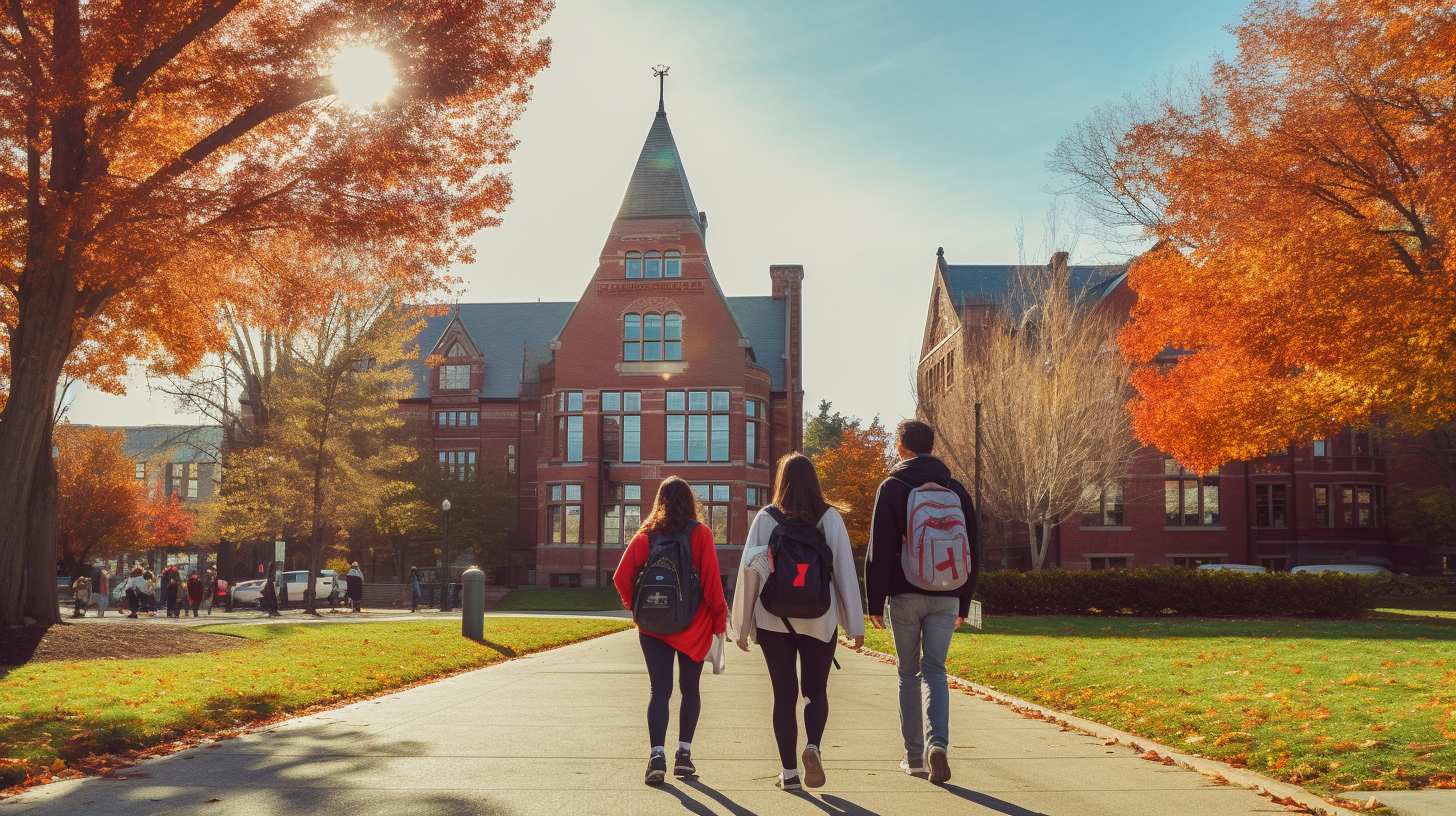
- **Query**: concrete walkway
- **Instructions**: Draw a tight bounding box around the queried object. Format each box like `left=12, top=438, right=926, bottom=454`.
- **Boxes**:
left=2, top=629, right=1286, bottom=816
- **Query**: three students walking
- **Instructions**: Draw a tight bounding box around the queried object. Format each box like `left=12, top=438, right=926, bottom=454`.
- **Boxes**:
left=616, top=419, right=979, bottom=792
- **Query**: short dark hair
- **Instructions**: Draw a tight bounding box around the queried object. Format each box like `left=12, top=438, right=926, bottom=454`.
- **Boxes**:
left=896, top=419, right=934, bottom=455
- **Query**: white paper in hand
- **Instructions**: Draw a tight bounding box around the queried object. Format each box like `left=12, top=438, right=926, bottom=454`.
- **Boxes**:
left=969, top=600, right=983, bottom=630
left=708, top=633, right=726, bottom=675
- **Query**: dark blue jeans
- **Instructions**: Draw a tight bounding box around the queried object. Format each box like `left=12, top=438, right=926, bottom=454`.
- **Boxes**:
left=639, top=632, right=703, bottom=749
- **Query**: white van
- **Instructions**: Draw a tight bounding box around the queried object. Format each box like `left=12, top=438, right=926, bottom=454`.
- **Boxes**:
left=1291, top=564, right=1394, bottom=576
left=1197, top=563, right=1267, bottom=573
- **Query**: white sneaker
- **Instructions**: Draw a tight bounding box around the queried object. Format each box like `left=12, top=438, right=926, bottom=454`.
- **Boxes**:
left=900, top=754, right=928, bottom=777
left=801, top=746, right=825, bottom=788
left=777, top=772, right=802, bottom=791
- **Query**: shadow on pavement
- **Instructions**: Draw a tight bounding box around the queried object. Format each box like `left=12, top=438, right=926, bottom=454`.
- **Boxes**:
left=940, top=783, right=1051, bottom=816
left=679, top=776, right=761, bottom=815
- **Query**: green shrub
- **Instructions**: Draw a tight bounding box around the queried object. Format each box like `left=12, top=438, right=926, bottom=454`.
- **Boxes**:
left=974, top=567, right=1382, bottom=619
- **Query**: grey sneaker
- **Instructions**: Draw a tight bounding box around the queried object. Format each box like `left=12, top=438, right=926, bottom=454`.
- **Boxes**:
left=900, top=754, right=928, bottom=777
left=777, top=772, right=802, bottom=791
left=801, top=745, right=825, bottom=788
left=927, top=745, right=951, bottom=784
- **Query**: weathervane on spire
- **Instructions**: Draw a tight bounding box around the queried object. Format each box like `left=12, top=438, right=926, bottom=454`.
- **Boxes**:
left=652, top=64, right=670, bottom=113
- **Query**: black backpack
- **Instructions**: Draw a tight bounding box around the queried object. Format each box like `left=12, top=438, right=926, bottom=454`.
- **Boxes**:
left=758, top=507, right=834, bottom=620
left=632, top=521, right=703, bottom=636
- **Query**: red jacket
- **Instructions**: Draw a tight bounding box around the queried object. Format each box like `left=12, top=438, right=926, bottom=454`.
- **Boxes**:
left=613, top=523, right=727, bottom=662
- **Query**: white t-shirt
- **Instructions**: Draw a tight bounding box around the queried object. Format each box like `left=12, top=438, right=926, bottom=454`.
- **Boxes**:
left=731, top=507, right=866, bottom=643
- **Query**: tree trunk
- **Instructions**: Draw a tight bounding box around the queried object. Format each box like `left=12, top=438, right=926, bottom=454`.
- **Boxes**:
left=22, top=417, right=61, bottom=625
left=1028, top=522, right=1051, bottom=571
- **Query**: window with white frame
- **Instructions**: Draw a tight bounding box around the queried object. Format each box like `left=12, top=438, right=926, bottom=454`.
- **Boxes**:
left=601, top=391, right=642, bottom=464
left=556, top=391, right=583, bottom=462
left=666, top=391, right=729, bottom=463
left=692, top=484, right=731, bottom=543
left=440, top=364, right=470, bottom=390
left=603, top=483, right=643, bottom=547
left=548, top=484, right=583, bottom=543
left=623, top=312, right=683, bottom=362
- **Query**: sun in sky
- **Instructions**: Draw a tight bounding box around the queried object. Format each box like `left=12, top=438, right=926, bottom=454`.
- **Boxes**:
left=330, top=45, right=396, bottom=109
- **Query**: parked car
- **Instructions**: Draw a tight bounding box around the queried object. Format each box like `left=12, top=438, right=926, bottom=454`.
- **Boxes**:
left=231, top=578, right=268, bottom=606
left=279, top=570, right=339, bottom=603
left=1291, top=564, right=1396, bottom=576
left=1197, top=563, right=1267, bottom=573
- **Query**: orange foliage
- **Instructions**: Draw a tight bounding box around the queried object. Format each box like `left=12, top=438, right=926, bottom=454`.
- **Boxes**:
left=1114, top=1, right=1456, bottom=471
left=55, top=425, right=145, bottom=568
left=143, top=494, right=195, bottom=552
left=811, top=418, right=895, bottom=548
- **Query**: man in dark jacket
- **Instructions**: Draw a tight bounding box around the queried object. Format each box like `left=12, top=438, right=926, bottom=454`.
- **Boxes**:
left=865, top=419, right=980, bottom=785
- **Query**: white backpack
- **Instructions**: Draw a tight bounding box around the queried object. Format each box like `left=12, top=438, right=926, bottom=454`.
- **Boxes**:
left=900, top=481, right=972, bottom=591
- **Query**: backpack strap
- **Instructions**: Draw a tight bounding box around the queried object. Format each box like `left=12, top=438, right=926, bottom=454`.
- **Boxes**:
left=777, top=615, right=842, bottom=671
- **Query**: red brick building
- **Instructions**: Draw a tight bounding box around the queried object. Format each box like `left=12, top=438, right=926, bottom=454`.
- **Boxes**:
left=919, top=248, right=1446, bottom=574
left=401, top=98, right=804, bottom=588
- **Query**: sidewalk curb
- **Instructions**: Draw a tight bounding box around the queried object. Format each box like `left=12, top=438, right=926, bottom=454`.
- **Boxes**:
left=851, top=643, right=1364, bottom=816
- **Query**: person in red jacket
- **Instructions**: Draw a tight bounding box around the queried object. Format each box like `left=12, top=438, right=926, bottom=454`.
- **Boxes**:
left=613, top=476, right=728, bottom=786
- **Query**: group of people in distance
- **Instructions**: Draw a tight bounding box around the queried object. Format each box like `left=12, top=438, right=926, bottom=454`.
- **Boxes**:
left=70, top=565, right=230, bottom=619
left=613, top=419, right=980, bottom=791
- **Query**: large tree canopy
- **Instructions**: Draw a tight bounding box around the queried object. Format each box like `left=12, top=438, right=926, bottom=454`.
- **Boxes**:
left=1054, top=0, right=1455, bottom=472
left=0, top=0, right=552, bottom=626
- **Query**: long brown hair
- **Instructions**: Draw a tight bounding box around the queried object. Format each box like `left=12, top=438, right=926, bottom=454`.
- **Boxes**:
left=771, top=453, right=843, bottom=524
left=638, top=476, right=703, bottom=537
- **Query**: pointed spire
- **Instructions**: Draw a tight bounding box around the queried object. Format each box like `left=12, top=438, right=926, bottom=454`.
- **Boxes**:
left=653, top=64, right=668, bottom=114
left=613, top=73, right=702, bottom=233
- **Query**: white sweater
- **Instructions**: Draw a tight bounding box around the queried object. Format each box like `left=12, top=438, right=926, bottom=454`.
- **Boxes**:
left=728, top=507, right=866, bottom=644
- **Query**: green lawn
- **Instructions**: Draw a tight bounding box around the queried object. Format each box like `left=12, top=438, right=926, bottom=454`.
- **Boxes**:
left=864, top=615, right=1456, bottom=797
left=0, top=618, right=629, bottom=786
left=492, top=587, right=624, bottom=611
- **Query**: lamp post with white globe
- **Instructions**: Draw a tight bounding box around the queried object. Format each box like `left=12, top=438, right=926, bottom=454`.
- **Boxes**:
left=440, top=498, right=452, bottom=612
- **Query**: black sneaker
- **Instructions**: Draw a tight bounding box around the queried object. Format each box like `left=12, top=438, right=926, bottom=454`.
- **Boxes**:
left=673, top=749, right=696, bottom=777
left=801, top=746, right=825, bottom=788
left=645, top=752, right=667, bottom=786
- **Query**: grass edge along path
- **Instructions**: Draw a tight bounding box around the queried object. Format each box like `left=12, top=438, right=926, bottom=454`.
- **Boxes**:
left=492, top=586, right=623, bottom=612
left=862, top=615, right=1456, bottom=801
left=1, top=617, right=630, bottom=791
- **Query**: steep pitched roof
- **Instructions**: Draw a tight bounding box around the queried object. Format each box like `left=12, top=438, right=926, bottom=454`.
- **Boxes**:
left=939, top=259, right=1127, bottom=309
left=725, top=295, right=788, bottom=391
left=410, top=303, right=575, bottom=399
left=614, top=110, right=704, bottom=232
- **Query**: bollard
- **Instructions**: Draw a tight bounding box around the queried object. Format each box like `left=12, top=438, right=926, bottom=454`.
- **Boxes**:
left=461, top=568, right=486, bottom=642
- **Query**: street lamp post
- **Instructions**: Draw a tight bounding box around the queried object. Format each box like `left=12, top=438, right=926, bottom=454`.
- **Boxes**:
left=439, top=498, right=451, bottom=612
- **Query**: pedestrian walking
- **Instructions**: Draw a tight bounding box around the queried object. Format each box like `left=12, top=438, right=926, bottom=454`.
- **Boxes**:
left=729, top=453, right=865, bottom=791
left=346, top=562, right=364, bottom=612
left=210, top=569, right=229, bottom=614
left=865, top=420, right=980, bottom=784
left=612, top=476, right=728, bottom=786
left=94, top=568, right=109, bottom=617
left=123, top=566, right=146, bottom=619
left=260, top=563, right=281, bottom=617
left=409, top=567, right=422, bottom=613
left=186, top=573, right=204, bottom=617
left=70, top=575, right=92, bottom=618
left=142, top=570, right=158, bottom=615
left=163, top=566, right=181, bottom=618
left=278, top=572, right=290, bottom=611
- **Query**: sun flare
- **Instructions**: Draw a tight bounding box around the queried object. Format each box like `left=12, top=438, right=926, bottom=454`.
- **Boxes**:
left=329, top=45, right=395, bottom=109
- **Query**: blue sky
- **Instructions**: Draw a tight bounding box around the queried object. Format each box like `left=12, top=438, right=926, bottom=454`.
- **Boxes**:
left=67, top=0, right=1248, bottom=428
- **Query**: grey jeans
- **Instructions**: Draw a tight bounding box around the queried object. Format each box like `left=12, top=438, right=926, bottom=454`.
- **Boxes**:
left=887, top=593, right=959, bottom=759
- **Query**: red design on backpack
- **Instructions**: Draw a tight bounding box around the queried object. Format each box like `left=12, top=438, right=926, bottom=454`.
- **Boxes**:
left=792, top=564, right=808, bottom=587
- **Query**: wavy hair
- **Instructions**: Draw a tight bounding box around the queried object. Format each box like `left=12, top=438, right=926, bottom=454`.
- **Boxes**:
left=638, top=476, right=703, bottom=538
left=771, top=453, right=844, bottom=525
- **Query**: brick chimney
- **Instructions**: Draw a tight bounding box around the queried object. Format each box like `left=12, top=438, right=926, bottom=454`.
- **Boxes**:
left=770, top=265, right=805, bottom=452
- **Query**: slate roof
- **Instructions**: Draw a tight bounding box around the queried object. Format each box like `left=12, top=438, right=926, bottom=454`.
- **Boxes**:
left=81, top=425, right=222, bottom=463
left=614, top=110, right=704, bottom=232
left=409, top=295, right=790, bottom=398
left=940, top=263, right=1127, bottom=309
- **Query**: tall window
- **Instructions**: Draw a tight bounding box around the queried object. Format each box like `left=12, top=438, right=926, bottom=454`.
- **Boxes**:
left=548, top=484, right=582, bottom=543
left=746, top=485, right=767, bottom=536
left=439, top=450, right=476, bottom=481
left=1165, top=459, right=1219, bottom=526
left=507, top=443, right=516, bottom=474
left=440, top=364, right=470, bottom=390
left=169, top=463, right=185, bottom=497
left=645, top=250, right=662, bottom=278
left=692, top=484, right=731, bottom=543
left=556, top=391, right=583, bottom=462
left=1313, top=438, right=1329, bottom=458
left=604, top=484, right=643, bottom=547
left=626, top=251, right=642, bottom=278
left=1080, top=482, right=1125, bottom=526
left=1340, top=485, right=1384, bottom=527
left=624, top=313, right=683, bottom=362
left=135, top=462, right=147, bottom=484
left=664, top=250, right=681, bottom=277
left=666, top=391, right=730, bottom=463
left=746, top=398, right=765, bottom=465
left=1255, top=484, right=1288, bottom=528
left=187, top=463, right=199, bottom=499
left=1314, top=485, right=1331, bottom=527
left=601, top=392, right=642, bottom=464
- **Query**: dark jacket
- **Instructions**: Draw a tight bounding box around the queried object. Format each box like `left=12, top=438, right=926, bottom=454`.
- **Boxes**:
left=865, top=454, right=981, bottom=618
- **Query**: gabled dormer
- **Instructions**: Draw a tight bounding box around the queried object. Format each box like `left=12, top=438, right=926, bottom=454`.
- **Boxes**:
left=428, top=312, right=483, bottom=395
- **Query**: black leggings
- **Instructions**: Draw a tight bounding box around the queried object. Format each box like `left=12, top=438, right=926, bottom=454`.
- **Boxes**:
left=758, top=627, right=837, bottom=770
left=639, top=632, right=704, bottom=749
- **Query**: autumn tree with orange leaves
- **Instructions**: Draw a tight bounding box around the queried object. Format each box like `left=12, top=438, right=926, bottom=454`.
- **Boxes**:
left=0, top=1, right=553, bottom=626
left=143, top=494, right=197, bottom=554
left=812, top=416, right=895, bottom=593
left=1053, top=0, right=1455, bottom=473
left=55, top=425, right=145, bottom=577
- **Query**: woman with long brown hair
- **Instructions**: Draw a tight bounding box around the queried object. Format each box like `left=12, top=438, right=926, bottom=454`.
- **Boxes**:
left=612, top=476, right=728, bottom=786
left=729, top=453, right=864, bottom=791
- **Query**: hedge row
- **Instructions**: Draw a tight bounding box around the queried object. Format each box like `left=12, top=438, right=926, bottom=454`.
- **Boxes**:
left=974, top=567, right=1383, bottom=619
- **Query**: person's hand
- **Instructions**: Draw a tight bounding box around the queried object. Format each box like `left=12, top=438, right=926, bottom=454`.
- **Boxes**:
left=956, top=616, right=966, bottom=630
left=869, top=615, right=886, bottom=630
left=736, top=638, right=751, bottom=652
left=849, top=635, right=864, bottom=651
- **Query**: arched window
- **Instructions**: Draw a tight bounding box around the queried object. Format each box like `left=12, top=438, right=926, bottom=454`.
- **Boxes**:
left=643, top=314, right=663, bottom=360
left=664, top=250, right=681, bottom=277
left=623, top=314, right=642, bottom=361
left=447, top=342, right=465, bottom=358
left=664, top=313, right=682, bottom=360
left=645, top=250, right=662, bottom=278
left=625, top=251, right=642, bottom=279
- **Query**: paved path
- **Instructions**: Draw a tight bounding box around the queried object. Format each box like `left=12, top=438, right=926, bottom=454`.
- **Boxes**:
left=56, top=606, right=631, bottom=627
left=3, top=629, right=1287, bottom=816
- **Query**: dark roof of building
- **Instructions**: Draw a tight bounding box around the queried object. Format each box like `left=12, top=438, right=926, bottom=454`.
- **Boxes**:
left=411, top=302, right=576, bottom=399
left=409, top=295, right=790, bottom=398
left=82, top=425, right=222, bottom=463
left=614, top=110, right=704, bottom=232
left=725, top=296, right=787, bottom=390
left=940, top=262, right=1127, bottom=308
